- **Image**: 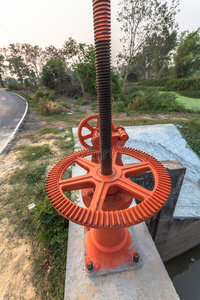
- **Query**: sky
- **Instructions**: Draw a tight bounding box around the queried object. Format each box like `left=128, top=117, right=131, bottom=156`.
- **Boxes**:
left=0, top=0, right=200, bottom=65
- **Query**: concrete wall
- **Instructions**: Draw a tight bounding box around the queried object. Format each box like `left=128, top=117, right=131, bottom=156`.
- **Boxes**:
left=131, top=159, right=200, bottom=261
left=156, top=217, right=200, bottom=261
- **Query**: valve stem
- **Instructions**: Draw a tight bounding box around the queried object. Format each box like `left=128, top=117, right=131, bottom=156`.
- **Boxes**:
left=92, top=0, right=112, bottom=175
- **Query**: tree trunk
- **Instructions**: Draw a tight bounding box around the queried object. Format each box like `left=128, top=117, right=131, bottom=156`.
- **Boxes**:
left=0, top=74, right=4, bottom=87
left=122, top=65, right=129, bottom=93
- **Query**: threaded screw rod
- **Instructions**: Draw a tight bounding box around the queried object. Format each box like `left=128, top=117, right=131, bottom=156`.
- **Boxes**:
left=92, top=0, right=112, bottom=175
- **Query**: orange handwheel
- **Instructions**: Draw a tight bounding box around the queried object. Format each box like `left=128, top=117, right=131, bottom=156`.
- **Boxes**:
left=78, top=114, right=116, bottom=148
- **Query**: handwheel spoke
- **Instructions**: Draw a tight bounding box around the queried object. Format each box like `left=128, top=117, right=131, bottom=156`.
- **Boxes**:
left=117, top=177, right=152, bottom=202
left=58, top=173, right=95, bottom=192
left=121, top=162, right=151, bottom=177
left=85, top=122, right=95, bottom=133
left=82, top=133, right=93, bottom=140
left=89, top=181, right=109, bottom=211
left=75, top=157, right=99, bottom=171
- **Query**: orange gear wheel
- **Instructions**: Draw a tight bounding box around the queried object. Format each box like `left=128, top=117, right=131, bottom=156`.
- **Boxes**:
left=46, top=146, right=171, bottom=229
left=78, top=114, right=116, bottom=148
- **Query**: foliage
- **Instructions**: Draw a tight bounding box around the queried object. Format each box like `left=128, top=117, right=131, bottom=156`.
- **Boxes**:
left=7, top=81, right=22, bottom=90
left=111, top=70, right=122, bottom=94
left=74, top=45, right=97, bottom=95
left=33, top=196, right=68, bottom=247
left=19, top=144, right=52, bottom=161
left=31, top=87, right=63, bottom=115
left=114, top=90, right=185, bottom=112
left=136, top=78, right=200, bottom=91
left=137, top=78, right=169, bottom=87
left=165, top=78, right=200, bottom=91
left=0, top=54, right=5, bottom=87
left=178, top=91, right=200, bottom=99
left=62, top=38, right=96, bottom=96
left=41, top=57, right=71, bottom=93
left=134, top=29, right=177, bottom=79
left=117, top=0, right=180, bottom=91
left=33, top=196, right=68, bottom=298
left=181, top=118, right=200, bottom=156
left=173, top=28, right=200, bottom=78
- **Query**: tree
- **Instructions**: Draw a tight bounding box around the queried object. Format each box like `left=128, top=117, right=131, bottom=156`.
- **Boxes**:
left=133, top=29, right=177, bottom=79
left=173, top=28, right=200, bottom=78
left=0, top=54, right=5, bottom=87
left=74, top=45, right=96, bottom=95
left=117, top=0, right=179, bottom=91
left=41, top=57, right=71, bottom=93
left=62, top=38, right=96, bottom=96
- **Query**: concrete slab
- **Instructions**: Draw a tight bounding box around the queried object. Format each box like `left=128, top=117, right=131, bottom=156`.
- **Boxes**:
left=64, top=166, right=179, bottom=300
left=73, top=124, right=200, bottom=218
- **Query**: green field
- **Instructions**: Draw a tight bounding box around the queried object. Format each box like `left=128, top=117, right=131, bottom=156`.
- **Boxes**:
left=174, top=93, right=200, bottom=111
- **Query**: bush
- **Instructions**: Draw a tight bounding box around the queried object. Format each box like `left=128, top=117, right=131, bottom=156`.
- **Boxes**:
left=178, top=91, right=200, bottom=99
left=32, top=87, right=62, bottom=115
left=137, top=78, right=200, bottom=91
left=115, top=90, right=185, bottom=112
left=137, top=78, right=169, bottom=87
left=41, top=58, right=71, bottom=93
left=165, top=78, right=200, bottom=91
left=7, top=82, right=22, bottom=90
left=33, top=196, right=68, bottom=247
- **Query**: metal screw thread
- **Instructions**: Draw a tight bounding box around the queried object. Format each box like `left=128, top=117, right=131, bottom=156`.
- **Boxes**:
left=92, top=0, right=112, bottom=175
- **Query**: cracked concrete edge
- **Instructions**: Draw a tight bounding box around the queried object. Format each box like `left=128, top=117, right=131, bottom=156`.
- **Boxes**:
left=0, top=91, right=29, bottom=156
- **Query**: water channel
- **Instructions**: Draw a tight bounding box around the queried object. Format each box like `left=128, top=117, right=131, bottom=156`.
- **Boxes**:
left=165, top=244, right=200, bottom=300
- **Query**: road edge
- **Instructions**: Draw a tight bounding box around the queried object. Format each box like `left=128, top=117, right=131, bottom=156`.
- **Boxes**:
left=0, top=91, right=29, bottom=155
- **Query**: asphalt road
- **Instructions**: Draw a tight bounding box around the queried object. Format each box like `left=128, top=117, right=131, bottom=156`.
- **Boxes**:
left=0, top=90, right=27, bottom=154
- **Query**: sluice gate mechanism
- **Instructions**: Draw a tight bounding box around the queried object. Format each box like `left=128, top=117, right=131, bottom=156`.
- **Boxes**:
left=46, top=0, right=171, bottom=276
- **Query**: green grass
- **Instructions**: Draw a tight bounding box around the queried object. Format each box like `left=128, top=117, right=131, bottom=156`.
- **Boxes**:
left=174, top=93, right=200, bottom=111
left=19, top=144, right=52, bottom=161
left=10, top=165, right=47, bottom=184
left=38, top=127, right=61, bottom=135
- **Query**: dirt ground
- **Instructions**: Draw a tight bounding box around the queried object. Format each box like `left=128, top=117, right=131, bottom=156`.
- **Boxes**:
left=0, top=150, right=37, bottom=299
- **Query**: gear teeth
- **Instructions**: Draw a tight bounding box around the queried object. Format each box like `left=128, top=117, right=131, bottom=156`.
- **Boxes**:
left=120, top=210, right=128, bottom=226
left=115, top=211, right=121, bottom=226
left=46, top=146, right=171, bottom=228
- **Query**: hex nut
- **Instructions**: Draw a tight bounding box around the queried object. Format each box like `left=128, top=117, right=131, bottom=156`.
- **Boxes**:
left=86, top=261, right=94, bottom=272
left=133, top=252, right=140, bottom=263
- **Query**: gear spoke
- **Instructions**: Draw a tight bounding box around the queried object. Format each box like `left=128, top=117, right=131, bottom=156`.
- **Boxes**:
left=121, top=162, right=151, bottom=177
left=89, top=181, right=109, bottom=211
left=85, top=122, right=95, bottom=133
left=59, top=173, right=95, bottom=192
left=47, top=147, right=171, bottom=228
left=75, top=157, right=99, bottom=171
left=117, top=177, right=152, bottom=202
left=82, top=133, right=93, bottom=141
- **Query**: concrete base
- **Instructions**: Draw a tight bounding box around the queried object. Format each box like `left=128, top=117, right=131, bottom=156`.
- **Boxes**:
left=65, top=207, right=179, bottom=300
left=64, top=160, right=179, bottom=299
